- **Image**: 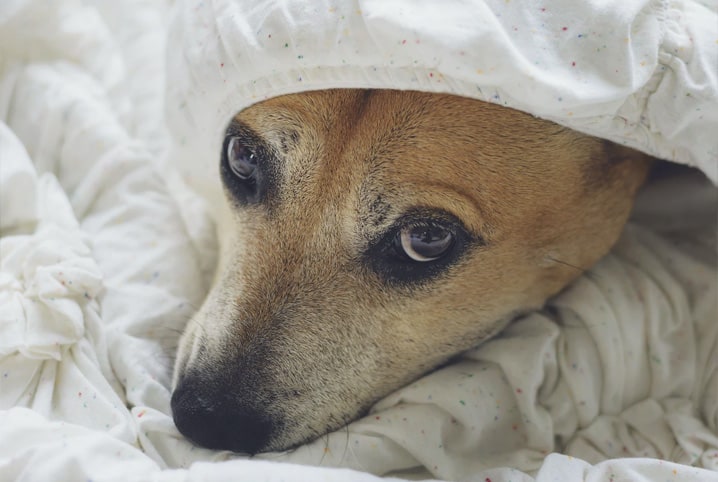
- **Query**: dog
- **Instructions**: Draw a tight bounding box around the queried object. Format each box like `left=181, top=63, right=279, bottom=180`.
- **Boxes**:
left=171, top=89, right=652, bottom=454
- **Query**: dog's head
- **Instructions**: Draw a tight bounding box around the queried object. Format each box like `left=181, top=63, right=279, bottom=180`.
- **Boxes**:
left=171, top=89, right=651, bottom=453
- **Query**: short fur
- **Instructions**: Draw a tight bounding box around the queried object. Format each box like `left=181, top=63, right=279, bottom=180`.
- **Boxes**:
left=171, top=89, right=652, bottom=454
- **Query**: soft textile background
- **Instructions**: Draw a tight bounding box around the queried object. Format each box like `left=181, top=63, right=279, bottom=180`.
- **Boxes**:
left=1, top=0, right=717, bottom=481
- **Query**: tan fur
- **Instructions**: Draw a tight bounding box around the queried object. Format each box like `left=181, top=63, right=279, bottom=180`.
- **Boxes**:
left=172, top=89, right=652, bottom=453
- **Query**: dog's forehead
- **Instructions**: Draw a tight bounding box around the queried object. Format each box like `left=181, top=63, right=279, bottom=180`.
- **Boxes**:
left=235, top=90, right=490, bottom=224
left=231, top=89, right=595, bottom=247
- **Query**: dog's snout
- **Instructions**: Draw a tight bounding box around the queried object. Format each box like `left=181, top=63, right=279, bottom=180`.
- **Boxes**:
left=171, top=376, right=276, bottom=454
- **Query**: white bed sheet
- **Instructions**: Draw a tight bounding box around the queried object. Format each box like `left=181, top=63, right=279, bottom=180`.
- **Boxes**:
left=1, top=1, right=717, bottom=481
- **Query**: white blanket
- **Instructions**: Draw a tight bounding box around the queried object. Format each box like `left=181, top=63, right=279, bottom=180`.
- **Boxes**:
left=1, top=1, right=717, bottom=481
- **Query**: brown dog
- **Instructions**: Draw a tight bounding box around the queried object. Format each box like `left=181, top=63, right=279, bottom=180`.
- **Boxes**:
left=171, top=89, right=652, bottom=454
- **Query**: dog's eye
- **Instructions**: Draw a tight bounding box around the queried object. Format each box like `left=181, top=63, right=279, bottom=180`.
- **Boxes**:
left=394, top=225, right=455, bottom=262
left=227, top=136, right=257, bottom=180
left=366, top=213, right=474, bottom=285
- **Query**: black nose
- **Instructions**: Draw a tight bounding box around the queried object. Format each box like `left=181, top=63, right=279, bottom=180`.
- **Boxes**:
left=171, top=376, right=276, bottom=454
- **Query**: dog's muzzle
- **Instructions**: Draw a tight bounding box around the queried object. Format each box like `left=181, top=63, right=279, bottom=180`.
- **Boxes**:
left=171, top=374, right=278, bottom=454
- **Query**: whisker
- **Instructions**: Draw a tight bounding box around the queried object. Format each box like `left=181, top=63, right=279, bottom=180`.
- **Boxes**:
left=545, top=255, right=600, bottom=282
left=318, top=429, right=330, bottom=465
left=545, top=255, right=585, bottom=272
left=341, top=415, right=350, bottom=464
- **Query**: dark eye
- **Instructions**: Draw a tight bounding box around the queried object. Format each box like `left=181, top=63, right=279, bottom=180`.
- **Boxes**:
left=394, top=224, right=455, bottom=262
left=365, top=212, right=475, bottom=285
left=227, top=136, right=257, bottom=180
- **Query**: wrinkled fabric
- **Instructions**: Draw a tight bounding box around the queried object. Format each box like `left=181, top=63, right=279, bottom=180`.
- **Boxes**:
left=165, top=0, right=718, bottom=203
left=0, top=0, right=717, bottom=481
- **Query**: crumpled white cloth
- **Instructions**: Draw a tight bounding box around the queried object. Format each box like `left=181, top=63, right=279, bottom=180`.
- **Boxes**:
left=165, top=0, right=718, bottom=202
left=0, top=0, right=717, bottom=481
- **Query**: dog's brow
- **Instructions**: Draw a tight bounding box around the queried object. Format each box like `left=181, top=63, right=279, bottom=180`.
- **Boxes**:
left=354, top=193, right=392, bottom=243
left=231, top=119, right=300, bottom=155
left=276, top=129, right=300, bottom=152
left=232, top=106, right=304, bottom=150
left=226, top=118, right=252, bottom=137
left=366, top=188, right=484, bottom=238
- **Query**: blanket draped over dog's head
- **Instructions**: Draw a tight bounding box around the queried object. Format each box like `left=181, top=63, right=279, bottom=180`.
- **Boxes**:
left=166, top=0, right=717, bottom=199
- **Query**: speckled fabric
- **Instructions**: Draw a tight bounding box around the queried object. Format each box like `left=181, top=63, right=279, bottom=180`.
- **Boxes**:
left=0, top=0, right=716, bottom=481
left=166, top=0, right=717, bottom=201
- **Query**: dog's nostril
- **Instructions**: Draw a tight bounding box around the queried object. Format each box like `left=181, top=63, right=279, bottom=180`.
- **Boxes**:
left=171, top=378, right=276, bottom=454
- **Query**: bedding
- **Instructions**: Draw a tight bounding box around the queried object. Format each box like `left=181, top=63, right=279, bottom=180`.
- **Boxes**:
left=0, top=0, right=717, bottom=481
